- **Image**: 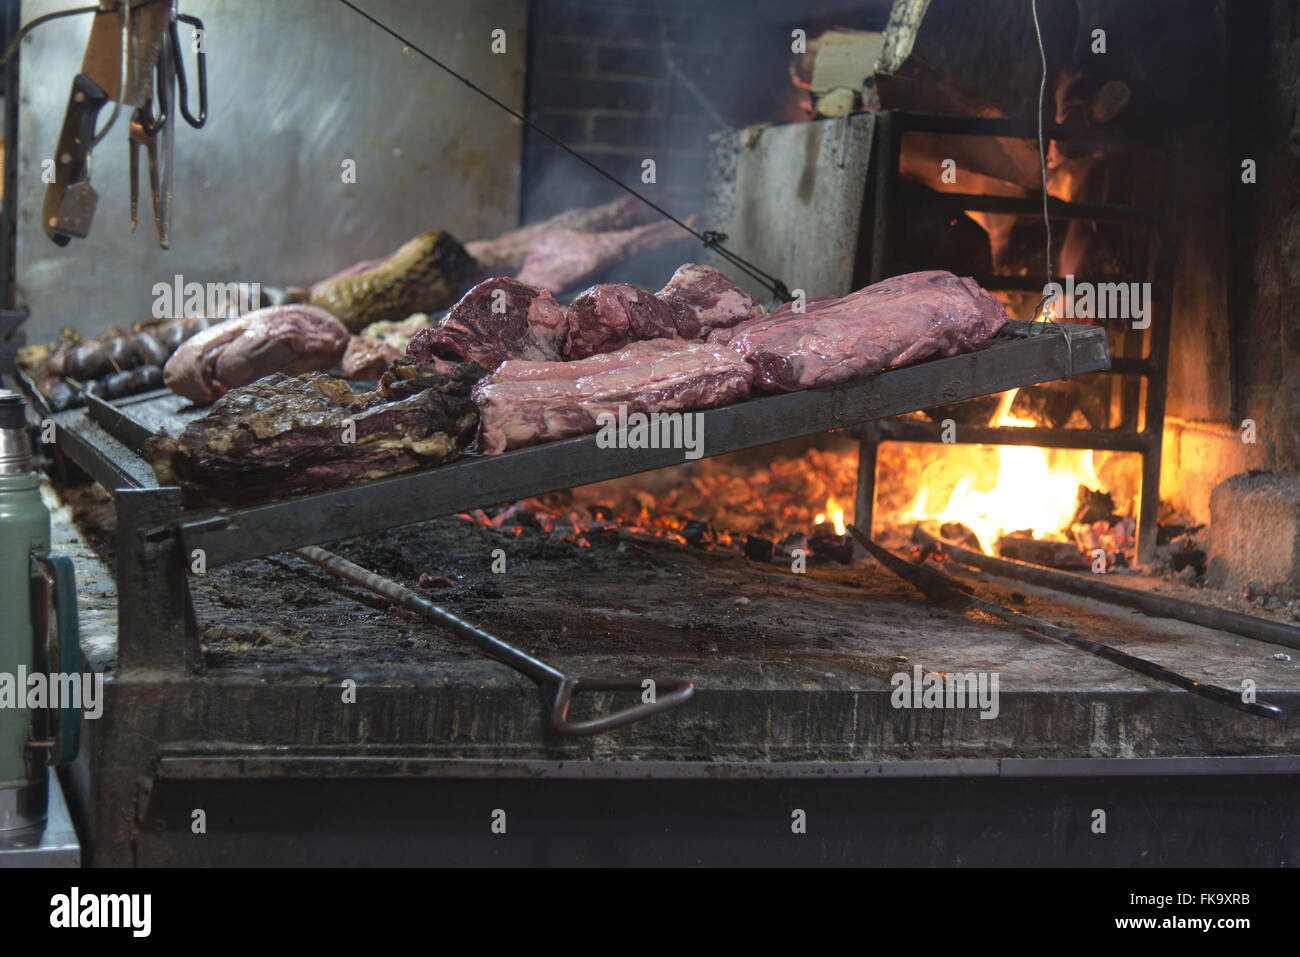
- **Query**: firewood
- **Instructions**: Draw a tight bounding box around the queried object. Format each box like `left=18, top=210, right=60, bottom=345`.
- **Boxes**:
left=995, top=535, right=1089, bottom=569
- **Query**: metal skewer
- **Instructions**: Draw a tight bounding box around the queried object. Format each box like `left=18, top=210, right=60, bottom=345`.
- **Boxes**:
left=294, top=545, right=694, bottom=735
left=912, top=526, right=1300, bottom=653
left=848, top=526, right=1281, bottom=719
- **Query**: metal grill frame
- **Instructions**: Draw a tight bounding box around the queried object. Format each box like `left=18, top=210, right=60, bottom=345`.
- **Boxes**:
left=853, top=110, right=1180, bottom=563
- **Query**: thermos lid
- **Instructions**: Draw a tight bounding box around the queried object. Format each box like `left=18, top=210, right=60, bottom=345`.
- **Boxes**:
left=0, top=390, right=25, bottom=430
left=0, top=390, right=31, bottom=474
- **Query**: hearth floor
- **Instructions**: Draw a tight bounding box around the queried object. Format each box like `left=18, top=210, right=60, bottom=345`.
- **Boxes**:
left=58, top=505, right=1300, bottom=761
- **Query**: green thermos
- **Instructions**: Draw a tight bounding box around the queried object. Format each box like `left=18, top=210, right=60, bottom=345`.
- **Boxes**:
left=0, top=390, right=79, bottom=831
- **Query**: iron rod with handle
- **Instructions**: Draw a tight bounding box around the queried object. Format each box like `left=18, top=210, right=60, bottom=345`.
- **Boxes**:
left=294, top=546, right=694, bottom=735
left=911, top=527, right=1300, bottom=653
left=848, top=527, right=1281, bottom=720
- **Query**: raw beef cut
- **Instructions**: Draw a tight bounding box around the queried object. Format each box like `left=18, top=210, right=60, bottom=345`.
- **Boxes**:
left=408, top=265, right=766, bottom=373
left=150, top=360, right=484, bottom=503
left=563, top=265, right=763, bottom=357
left=563, top=284, right=686, bottom=358
left=162, top=305, right=350, bottom=405
left=725, top=270, right=1008, bottom=392
left=466, top=195, right=657, bottom=275
left=515, top=220, right=687, bottom=294
left=342, top=335, right=402, bottom=380
left=657, top=263, right=765, bottom=331
left=406, top=278, right=566, bottom=370
left=474, top=339, right=754, bottom=454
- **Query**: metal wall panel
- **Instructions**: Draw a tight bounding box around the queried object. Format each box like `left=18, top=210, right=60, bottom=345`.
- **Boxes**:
left=16, top=0, right=526, bottom=342
left=705, top=114, right=875, bottom=302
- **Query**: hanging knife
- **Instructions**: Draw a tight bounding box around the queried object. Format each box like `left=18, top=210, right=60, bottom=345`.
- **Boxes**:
left=43, top=0, right=172, bottom=245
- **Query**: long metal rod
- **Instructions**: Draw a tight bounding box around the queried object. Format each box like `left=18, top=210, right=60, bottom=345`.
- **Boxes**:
left=873, top=418, right=1152, bottom=452
left=924, top=191, right=1158, bottom=225
left=891, top=109, right=1164, bottom=145
left=1135, top=145, right=1181, bottom=563
left=294, top=546, right=695, bottom=736
left=913, top=528, right=1300, bottom=653
left=334, top=0, right=792, bottom=299
left=296, top=545, right=563, bottom=685
left=850, top=527, right=1282, bottom=719
left=971, top=274, right=1155, bottom=292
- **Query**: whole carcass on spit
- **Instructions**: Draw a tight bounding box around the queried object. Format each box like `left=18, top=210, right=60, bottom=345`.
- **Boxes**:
left=163, top=305, right=350, bottom=405
left=473, top=338, right=753, bottom=455
left=724, top=270, right=1009, bottom=391
left=150, top=359, right=484, bottom=503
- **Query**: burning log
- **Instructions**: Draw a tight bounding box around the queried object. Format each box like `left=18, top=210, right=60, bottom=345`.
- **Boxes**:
left=995, top=534, right=1090, bottom=569
left=876, top=0, right=1074, bottom=120
left=1072, top=486, right=1117, bottom=526
left=744, top=535, right=775, bottom=563
left=680, top=519, right=709, bottom=548
left=874, top=0, right=1077, bottom=188
left=809, top=534, right=855, bottom=565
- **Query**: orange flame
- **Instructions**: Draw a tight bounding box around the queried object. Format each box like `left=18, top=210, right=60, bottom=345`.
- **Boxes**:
left=814, top=495, right=847, bottom=536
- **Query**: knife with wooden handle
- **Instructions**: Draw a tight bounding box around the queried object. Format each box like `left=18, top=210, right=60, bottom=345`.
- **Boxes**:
left=42, top=0, right=172, bottom=245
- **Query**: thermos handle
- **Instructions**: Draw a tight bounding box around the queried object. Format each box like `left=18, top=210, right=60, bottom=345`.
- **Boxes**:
left=33, top=554, right=81, bottom=766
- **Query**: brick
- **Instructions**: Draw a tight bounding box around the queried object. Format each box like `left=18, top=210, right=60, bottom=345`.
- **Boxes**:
left=591, top=112, right=664, bottom=149
left=530, top=73, right=658, bottom=112
left=532, top=37, right=595, bottom=74
left=576, top=148, right=652, bottom=184
left=1206, top=471, right=1300, bottom=599
left=531, top=110, right=590, bottom=145
left=595, top=44, right=663, bottom=79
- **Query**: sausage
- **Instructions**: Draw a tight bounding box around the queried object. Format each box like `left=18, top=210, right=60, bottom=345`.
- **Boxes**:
left=105, top=336, right=133, bottom=370
left=67, top=343, right=112, bottom=380
left=134, top=332, right=170, bottom=367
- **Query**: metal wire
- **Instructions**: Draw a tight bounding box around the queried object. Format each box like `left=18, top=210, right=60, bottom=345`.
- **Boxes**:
left=335, top=0, right=793, bottom=301
left=1, top=0, right=175, bottom=153
left=1031, top=0, right=1053, bottom=294
left=0, top=4, right=99, bottom=69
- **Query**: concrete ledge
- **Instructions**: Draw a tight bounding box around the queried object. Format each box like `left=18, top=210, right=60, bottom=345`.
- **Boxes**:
left=1160, top=417, right=1275, bottom=524
left=1208, top=470, right=1300, bottom=598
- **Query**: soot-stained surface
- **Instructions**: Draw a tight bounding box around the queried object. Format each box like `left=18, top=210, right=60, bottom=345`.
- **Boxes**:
left=186, top=515, right=1300, bottom=696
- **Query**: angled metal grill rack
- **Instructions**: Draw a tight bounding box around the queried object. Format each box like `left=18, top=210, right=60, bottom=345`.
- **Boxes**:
left=12, top=316, right=1108, bottom=675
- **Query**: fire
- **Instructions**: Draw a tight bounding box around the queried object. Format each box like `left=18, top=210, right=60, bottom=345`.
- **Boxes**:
left=898, top=408, right=1099, bottom=554
left=815, top=496, right=847, bottom=536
